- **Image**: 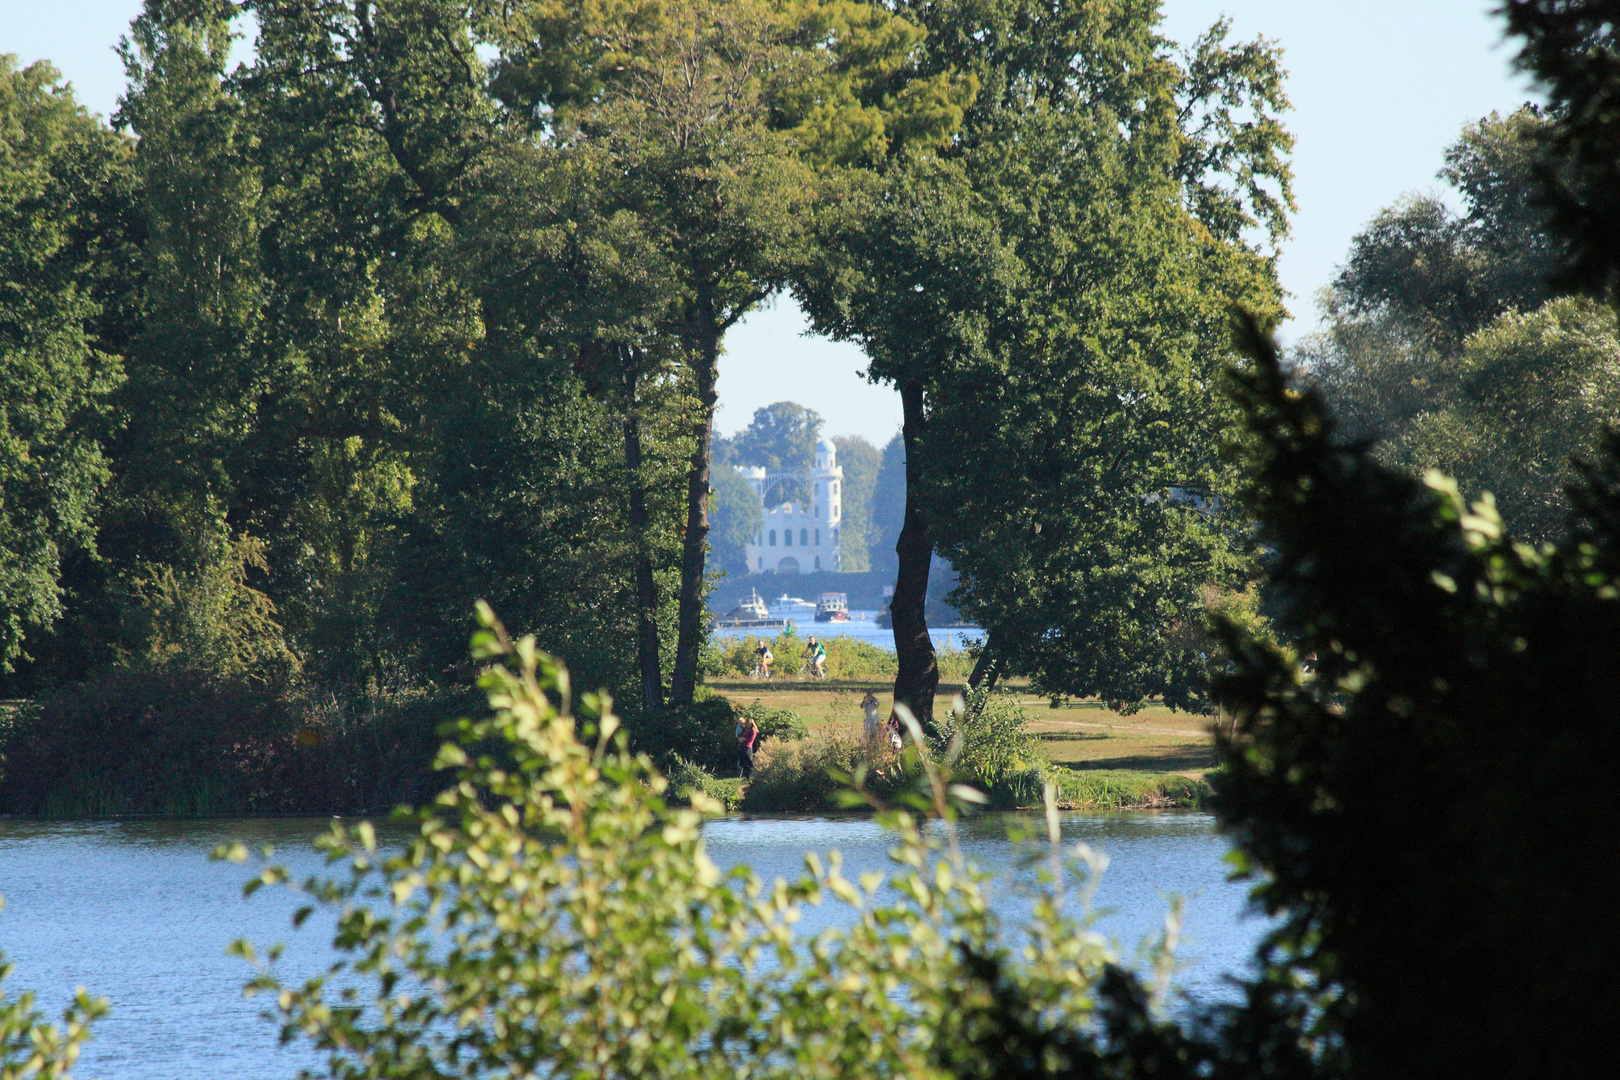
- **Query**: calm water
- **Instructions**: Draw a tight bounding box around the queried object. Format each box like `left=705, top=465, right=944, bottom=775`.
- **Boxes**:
left=713, top=613, right=985, bottom=651
left=0, top=813, right=1266, bottom=1079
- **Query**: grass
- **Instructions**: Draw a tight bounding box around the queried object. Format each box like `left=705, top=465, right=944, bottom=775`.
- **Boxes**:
left=693, top=681, right=1220, bottom=814
left=710, top=682, right=1220, bottom=774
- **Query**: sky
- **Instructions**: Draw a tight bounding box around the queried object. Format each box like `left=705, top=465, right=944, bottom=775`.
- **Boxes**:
left=3, top=0, right=1539, bottom=445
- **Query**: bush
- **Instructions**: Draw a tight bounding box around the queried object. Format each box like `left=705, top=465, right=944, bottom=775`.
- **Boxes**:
left=622, top=695, right=809, bottom=775
left=712, top=632, right=971, bottom=683
left=0, top=670, right=470, bottom=816
left=933, top=688, right=1044, bottom=800
left=664, top=757, right=744, bottom=810
left=743, top=722, right=911, bottom=812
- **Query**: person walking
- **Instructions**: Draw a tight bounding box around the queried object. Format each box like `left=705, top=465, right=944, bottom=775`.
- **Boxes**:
left=861, top=691, right=881, bottom=744
left=736, top=716, right=760, bottom=779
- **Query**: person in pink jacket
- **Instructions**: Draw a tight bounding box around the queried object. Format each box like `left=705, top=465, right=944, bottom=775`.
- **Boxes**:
left=736, top=716, right=759, bottom=779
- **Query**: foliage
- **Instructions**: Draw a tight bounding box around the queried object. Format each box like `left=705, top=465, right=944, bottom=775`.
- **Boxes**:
left=1205, top=313, right=1620, bottom=1076
left=732, top=401, right=824, bottom=476
left=622, top=692, right=808, bottom=774
left=1329, top=107, right=1561, bottom=351
left=1503, top=0, right=1620, bottom=300
left=830, top=434, right=881, bottom=570
left=933, top=687, right=1043, bottom=797
left=0, top=670, right=467, bottom=817
left=664, top=757, right=745, bottom=810
left=712, top=632, right=974, bottom=682
left=1299, top=109, right=1617, bottom=543
left=743, top=721, right=908, bottom=811
left=797, top=0, right=1291, bottom=717
left=224, top=606, right=1138, bottom=1080
left=0, top=937, right=106, bottom=1080
left=1045, top=768, right=1210, bottom=811
left=707, top=462, right=764, bottom=576
left=867, top=433, right=906, bottom=576
left=0, top=57, right=127, bottom=671
left=119, top=528, right=300, bottom=686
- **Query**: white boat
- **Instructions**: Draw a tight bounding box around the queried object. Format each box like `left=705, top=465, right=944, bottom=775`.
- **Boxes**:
left=710, top=589, right=794, bottom=631
left=815, top=592, right=850, bottom=622
left=769, top=594, right=817, bottom=619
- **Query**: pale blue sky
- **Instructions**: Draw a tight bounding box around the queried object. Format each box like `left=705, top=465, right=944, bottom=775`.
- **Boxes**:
left=4, top=0, right=1537, bottom=444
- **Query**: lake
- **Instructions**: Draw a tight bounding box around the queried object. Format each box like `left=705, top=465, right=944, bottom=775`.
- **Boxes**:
left=0, top=812, right=1267, bottom=1079
left=712, top=613, right=985, bottom=651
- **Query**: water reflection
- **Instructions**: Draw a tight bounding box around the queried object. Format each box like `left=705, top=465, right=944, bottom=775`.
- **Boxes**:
left=0, top=813, right=1263, bottom=1079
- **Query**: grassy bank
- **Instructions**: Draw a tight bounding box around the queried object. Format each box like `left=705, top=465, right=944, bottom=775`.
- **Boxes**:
left=1, top=667, right=1216, bottom=819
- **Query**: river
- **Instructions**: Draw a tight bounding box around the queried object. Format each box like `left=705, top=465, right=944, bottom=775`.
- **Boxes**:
left=0, top=812, right=1267, bottom=1079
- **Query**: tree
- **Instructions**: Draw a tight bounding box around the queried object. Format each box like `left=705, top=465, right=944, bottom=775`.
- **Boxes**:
left=799, top=0, right=1291, bottom=721
left=867, top=432, right=906, bottom=577
left=1330, top=107, right=1561, bottom=353
left=1377, top=297, right=1620, bottom=542
left=706, top=461, right=764, bottom=576
left=733, top=401, right=823, bottom=506
left=830, top=434, right=880, bottom=571
left=1301, top=109, right=1613, bottom=542
left=733, top=402, right=824, bottom=474
left=0, top=57, right=128, bottom=673
left=1504, top=0, right=1620, bottom=301
left=477, top=0, right=975, bottom=707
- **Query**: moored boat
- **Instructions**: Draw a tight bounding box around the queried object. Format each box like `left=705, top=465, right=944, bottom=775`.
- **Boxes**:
left=710, top=589, right=795, bottom=631
left=815, top=592, right=850, bottom=622
left=769, top=594, right=817, bottom=619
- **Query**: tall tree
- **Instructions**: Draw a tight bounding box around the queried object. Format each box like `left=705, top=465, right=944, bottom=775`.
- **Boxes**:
left=800, top=0, right=1291, bottom=721
left=733, top=401, right=823, bottom=506
left=0, top=57, right=128, bottom=673
left=482, top=0, right=974, bottom=705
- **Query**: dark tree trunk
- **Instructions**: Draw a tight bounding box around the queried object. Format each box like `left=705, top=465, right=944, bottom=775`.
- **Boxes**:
left=967, top=631, right=1001, bottom=693
left=618, top=345, right=665, bottom=715
left=668, top=297, right=720, bottom=706
left=890, top=377, right=939, bottom=731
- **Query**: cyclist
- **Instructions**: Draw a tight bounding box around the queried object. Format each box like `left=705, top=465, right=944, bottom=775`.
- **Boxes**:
left=753, top=640, right=774, bottom=679
left=804, top=636, right=827, bottom=679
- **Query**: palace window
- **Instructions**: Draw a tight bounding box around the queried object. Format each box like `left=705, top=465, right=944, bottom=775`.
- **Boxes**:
left=769, top=530, right=777, bottom=546
left=800, top=528, right=808, bottom=546
left=815, top=530, right=820, bottom=546
left=784, top=530, right=793, bottom=547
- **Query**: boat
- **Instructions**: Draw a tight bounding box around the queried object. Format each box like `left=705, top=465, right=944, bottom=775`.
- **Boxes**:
left=815, top=592, right=851, bottom=622
left=769, top=594, right=817, bottom=619
left=710, top=589, right=795, bottom=631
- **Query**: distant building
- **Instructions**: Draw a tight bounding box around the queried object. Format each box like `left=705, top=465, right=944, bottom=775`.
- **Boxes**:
left=739, top=438, right=842, bottom=573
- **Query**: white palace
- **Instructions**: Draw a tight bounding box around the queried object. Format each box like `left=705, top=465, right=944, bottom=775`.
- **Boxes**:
left=739, top=438, right=842, bottom=573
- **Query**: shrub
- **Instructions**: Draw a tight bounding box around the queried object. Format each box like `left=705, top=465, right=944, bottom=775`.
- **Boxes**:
left=0, top=670, right=469, bottom=816
left=933, top=688, right=1044, bottom=801
left=743, top=722, right=910, bottom=812
left=225, top=610, right=1137, bottom=1080
left=0, top=947, right=105, bottom=1076
left=664, top=757, right=744, bottom=810
left=622, top=695, right=809, bottom=775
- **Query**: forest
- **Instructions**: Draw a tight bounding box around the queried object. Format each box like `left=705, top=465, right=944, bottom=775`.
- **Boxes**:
left=2, top=0, right=1297, bottom=729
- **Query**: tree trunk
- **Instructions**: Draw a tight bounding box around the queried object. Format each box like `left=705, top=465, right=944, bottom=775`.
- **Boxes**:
left=619, top=345, right=665, bottom=715
left=967, top=631, right=1001, bottom=693
left=890, top=377, right=939, bottom=731
left=668, top=300, right=720, bottom=706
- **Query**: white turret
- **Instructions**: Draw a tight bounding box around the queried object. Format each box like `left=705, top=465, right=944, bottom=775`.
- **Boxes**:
left=738, top=440, right=843, bottom=574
